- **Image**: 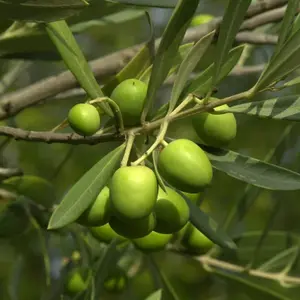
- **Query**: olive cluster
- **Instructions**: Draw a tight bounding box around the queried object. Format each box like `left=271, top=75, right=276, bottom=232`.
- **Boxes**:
left=67, top=78, right=237, bottom=253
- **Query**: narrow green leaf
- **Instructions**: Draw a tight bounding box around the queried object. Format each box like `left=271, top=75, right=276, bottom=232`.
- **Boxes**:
left=253, top=26, right=300, bottom=93
left=183, top=44, right=244, bottom=97
left=45, top=20, right=111, bottom=115
left=168, top=30, right=215, bottom=113
left=258, top=246, right=300, bottom=273
left=141, top=0, right=200, bottom=122
left=178, top=192, right=236, bottom=250
left=0, top=175, right=56, bottom=208
left=0, top=0, right=87, bottom=22
left=289, top=14, right=300, bottom=38
left=221, top=95, right=300, bottom=122
left=205, top=147, right=300, bottom=190
left=139, top=43, right=193, bottom=84
left=284, top=76, right=300, bottom=87
left=227, top=231, right=300, bottom=266
left=113, top=0, right=178, bottom=8
left=210, top=0, right=251, bottom=91
left=145, top=289, right=163, bottom=300
left=48, top=144, right=125, bottom=229
left=273, top=0, right=300, bottom=55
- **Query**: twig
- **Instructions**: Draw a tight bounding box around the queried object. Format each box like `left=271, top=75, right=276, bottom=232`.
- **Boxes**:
left=0, top=0, right=288, bottom=121
left=196, top=255, right=300, bottom=285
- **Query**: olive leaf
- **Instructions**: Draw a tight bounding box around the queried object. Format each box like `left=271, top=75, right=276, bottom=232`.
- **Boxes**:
left=219, top=95, right=300, bottom=122
left=113, top=0, right=178, bottom=8
left=48, top=144, right=125, bottom=230
left=183, top=44, right=245, bottom=98
left=252, top=24, right=300, bottom=94
left=139, top=43, right=193, bottom=84
left=45, top=20, right=112, bottom=116
left=145, top=289, right=163, bottom=300
left=178, top=192, right=236, bottom=250
left=273, top=0, right=300, bottom=56
left=140, top=0, right=200, bottom=122
left=0, top=0, right=87, bottom=22
left=205, top=147, right=300, bottom=190
left=168, top=30, right=215, bottom=113
left=210, top=0, right=251, bottom=93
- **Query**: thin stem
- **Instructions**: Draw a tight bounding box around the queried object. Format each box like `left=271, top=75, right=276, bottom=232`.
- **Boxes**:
left=131, top=120, right=169, bottom=166
left=121, top=132, right=135, bottom=167
left=90, top=97, right=124, bottom=133
left=170, top=94, right=195, bottom=116
left=161, top=140, right=169, bottom=147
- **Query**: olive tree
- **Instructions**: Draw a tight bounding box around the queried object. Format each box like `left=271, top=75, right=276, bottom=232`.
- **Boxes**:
left=1, top=0, right=300, bottom=299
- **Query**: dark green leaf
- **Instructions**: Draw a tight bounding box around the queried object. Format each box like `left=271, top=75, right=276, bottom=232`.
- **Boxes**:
left=113, top=0, right=178, bottom=8
left=206, top=147, right=300, bottom=190
left=220, top=95, right=300, bottom=122
left=140, top=43, right=193, bottom=84
left=0, top=0, right=87, bottom=22
left=45, top=20, right=112, bottom=115
left=145, top=289, right=163, bottom=300
left=183, top=44, right=244, bottom=97
left=0, top=175, right=56, bottom=208
left=289, top=14, right=300, bottom=38
left=273, top=0, right=300, bottom=55
left=141, top=0, right=200, bottom=122
left=168, top=30, right=214, bottom=113
left=252, top=26, right=300, bottom=93
left=48, top=144, right=125, bottom=229
left=178, top=192, right=236, bottom=250
left=210, top=0, right=251, bottom=92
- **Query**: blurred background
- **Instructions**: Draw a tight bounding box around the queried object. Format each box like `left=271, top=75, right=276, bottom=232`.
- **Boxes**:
left=0, top=0, right=300, bottom=299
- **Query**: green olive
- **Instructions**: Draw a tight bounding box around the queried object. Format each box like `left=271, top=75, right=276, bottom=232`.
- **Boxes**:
left=154, top=187, right=189, bottom=234
left=158, top=139, right=213, bottom=193
left=192, top=98, right=237, bottom=147
left=180, top=223, right=214, bottom=254
left=77, top=186, right=111, bottom=227
left=89, top=223, right=126, bottom=244
left=110, top=166, right=158, bottom=220
left=103, top=268, right=128, bottom=293
left=110, top=79, right=147, bottom=126
left=68, top=103, right=100, bottom=136
left=65, top=269, right=87, bottom=295
left=133, top=231, right=172, bottom=252
left=190, top=14, right=214, bottom=27
left=109, top=214, right=156, bottom=239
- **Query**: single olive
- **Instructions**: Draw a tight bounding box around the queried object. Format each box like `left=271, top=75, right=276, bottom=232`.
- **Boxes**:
left=133, top=231, right=172, bottom=252
left=109, top=214, right=156, bottom=239
left=103, top=268, right=128, bottom=293
left=192, top=98, right=237, bottom=147
left=180, top=223, right=214, bottom=254
left=65, top=269, right=87, bottom=295
left=89, top=223, right=126, bottom=244
left=77, top=186, right=111, bottom=227
left=68, top=103, right=100, bottom=136
left=110, top=166, right=158, bottom=220
left=154, top=187, right=189, bottom=234
left=110, top=79, right=147, bottom=126
left=158, top=139, right=213, bottom=193
left=190, top=14, right=214, bottom=27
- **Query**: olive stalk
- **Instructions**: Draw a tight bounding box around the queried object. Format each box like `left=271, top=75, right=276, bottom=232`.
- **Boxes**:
left=89, top=97, right=124, bottom=133
left=131, top=120, right=169, bottom=166
left=121, top=132, right=136, bottom=167
left=169, top=94, right=195, bottom=116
